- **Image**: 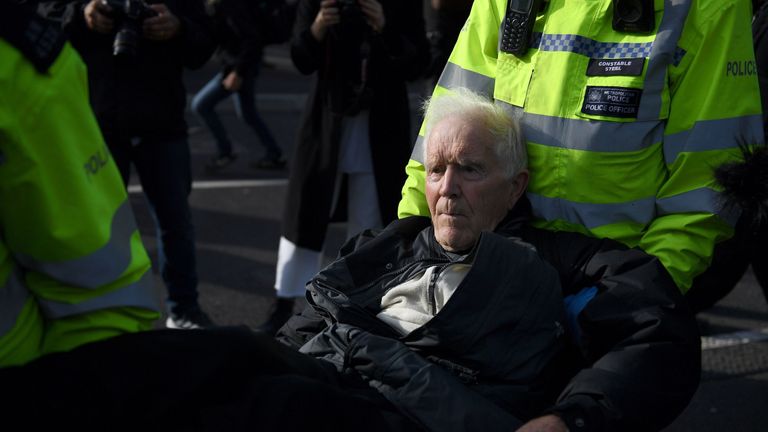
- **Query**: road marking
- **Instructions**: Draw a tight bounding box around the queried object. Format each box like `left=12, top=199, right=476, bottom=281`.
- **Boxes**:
left=128, top=179, right=288, bottom=194
left=701, top=327, right=768, bottom=350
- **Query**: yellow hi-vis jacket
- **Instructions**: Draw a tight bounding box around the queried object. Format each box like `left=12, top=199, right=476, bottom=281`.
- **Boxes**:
left=399, top=0, right=764, bottom=291
left=0, top=37, right=159, bottom=367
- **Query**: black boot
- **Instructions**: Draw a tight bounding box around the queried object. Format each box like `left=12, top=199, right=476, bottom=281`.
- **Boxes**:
left=256, top=297, right=296, bottom=336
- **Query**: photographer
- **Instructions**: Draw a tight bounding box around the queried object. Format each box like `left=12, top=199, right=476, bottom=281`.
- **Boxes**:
left=39, top=0, right=217, bottom=329
left=258, top=0, right=429, bottom=334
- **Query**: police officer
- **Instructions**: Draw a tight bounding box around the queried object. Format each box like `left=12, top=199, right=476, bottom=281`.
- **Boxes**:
left=38, top=0, right=217, bottom=328
left=397, top=0, right=762, bottom=431
left=0, top=0, right=158, bottom=368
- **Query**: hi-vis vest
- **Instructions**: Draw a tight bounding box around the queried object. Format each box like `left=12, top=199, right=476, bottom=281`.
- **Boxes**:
left=399, top=0, right=764, bottom=291
left=0, top=15, right=159, bottom=367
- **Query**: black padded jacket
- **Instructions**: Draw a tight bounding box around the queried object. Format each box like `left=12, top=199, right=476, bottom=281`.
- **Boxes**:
left=278, top=197, right=701, bottom=432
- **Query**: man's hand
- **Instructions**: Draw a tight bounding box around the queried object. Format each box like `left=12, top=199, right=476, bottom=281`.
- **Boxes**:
left=221, top=71, right=242, bottom=92
left=358, top=0, right=385, bottom=33
left=516, top=414, right=569, bottom=432
left=310, top=0, right=340, bottom=42
left=142, top=4, right=180, bottom=41
left=84, top=0, right=114, bottom=34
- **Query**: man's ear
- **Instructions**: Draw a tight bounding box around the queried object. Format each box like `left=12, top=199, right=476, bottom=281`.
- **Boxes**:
left=508, top=169, right=530, bottom=209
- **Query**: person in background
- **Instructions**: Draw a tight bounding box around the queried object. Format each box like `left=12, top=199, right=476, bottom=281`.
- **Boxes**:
left=422, top=0, right=472, bottom=90
left=191, top=0, right=286, bottom=172
left=257, top=0, right=429, bottom=335
left=38, top=0, right=217, bottom=329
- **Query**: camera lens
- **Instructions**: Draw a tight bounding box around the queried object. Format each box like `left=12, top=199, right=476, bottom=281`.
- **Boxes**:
left=615, top=0, right=642, bottom=23
left=113, top=24, right=140, bottom=58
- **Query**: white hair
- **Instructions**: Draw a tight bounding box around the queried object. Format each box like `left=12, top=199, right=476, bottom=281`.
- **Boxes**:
left=422, top=88, right=527, bottom=178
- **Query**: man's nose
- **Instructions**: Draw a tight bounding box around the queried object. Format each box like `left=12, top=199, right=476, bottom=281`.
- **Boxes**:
left=439, top=165, right=461, bottom=197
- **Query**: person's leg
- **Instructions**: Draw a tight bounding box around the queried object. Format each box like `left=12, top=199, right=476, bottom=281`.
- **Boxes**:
left=191, top=72, right=236, bottom=158
left=132, top=136, right=211, bottom=328
left=105, top=136, right=133, bottom=186
left=258, top=237, right=323, bottom=335
left=346, top=172, right=382, bottom=239
left=233, top=67, right=284, bottom=167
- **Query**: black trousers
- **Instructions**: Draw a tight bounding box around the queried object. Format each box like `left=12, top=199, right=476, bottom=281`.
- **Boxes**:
left=0, top=327, right=415, bottom=431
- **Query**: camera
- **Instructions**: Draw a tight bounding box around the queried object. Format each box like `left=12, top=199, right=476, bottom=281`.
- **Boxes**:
left=102, top=0, right=158, bottom=59
left=612, top=0, right=654, bottom=33
left=337, top=0, right=363, bottom=23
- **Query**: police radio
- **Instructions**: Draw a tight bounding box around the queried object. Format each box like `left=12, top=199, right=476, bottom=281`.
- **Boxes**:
left=500, top=0, right=545, bottom=56
left=612, top=0, right=655, bottom=33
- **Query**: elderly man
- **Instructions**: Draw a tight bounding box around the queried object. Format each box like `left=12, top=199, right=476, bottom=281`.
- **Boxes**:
left=277, top=88, right=701, bottom=432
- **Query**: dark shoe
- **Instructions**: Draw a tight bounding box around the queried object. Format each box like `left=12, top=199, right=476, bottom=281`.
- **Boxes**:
left=166, top=302, right=215, bottom=329
left=250, top=155, right=286, bottom=170
left=205, top=153, right=237, bottom=172
left=255, top=298, right=295, bottom=336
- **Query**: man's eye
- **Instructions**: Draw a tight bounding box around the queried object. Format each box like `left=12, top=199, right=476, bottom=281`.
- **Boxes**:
left=427, top=166, right=445, bottom=181
left=461, top=165, right=483, bottom=179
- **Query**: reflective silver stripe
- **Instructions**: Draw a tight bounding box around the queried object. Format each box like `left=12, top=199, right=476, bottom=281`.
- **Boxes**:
left=495, top=100, right=664, bottom=152
left=436, top=62, right=496, bottom=97
left=528, top=192, right=656, bottom=229
left=37, top=270, right=158, bottom=319
left=410, top=135, right=426, bottom=163
left=0, top=268, right=31, bottom=336
left=658, top=188, right=740, bottom=226
left=533, top=32, right=654, bottom=58
left=638, top=0, right=691, bottom=121
left=14, top=200, right=138, bottom=289
left=657, top=188, right=723, bottom=216
left=522, top=111, right=664, bottom=152
left=664, top=115, right=764, bottom=165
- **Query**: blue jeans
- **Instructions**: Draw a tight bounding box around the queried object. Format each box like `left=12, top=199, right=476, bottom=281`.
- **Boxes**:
left=191, top=69, right=281, bottom=159
left=109, top=135, right=199, bottom=307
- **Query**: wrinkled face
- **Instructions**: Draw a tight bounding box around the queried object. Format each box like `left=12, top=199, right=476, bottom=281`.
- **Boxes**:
left=425, top=115, right=527, bottom=252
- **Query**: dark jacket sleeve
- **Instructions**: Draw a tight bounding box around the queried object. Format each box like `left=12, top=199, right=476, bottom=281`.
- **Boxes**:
left=275, top=227, right=383, bottom=349
left=369, top=0, right=430, bottom=81
left=529, top=229, right=701, bottom=432
left=219, top=0, right=264, bottom=76
left=299, top=323, right=524, bottom=432
left=289, top=0, right=323, bottom=75
left=36, top=1, right=89, bottom=39
left=168, top=0, right=215, bottom=69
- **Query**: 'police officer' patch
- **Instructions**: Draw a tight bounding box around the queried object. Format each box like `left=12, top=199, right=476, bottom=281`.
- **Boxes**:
left=581, top=86, right=642, bottom=119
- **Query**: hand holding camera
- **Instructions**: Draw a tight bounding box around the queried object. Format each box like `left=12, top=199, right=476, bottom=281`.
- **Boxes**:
left=357, top=0, right=384, bottom=34
left=84, top=0, right=115, bottom=34
left=84, top=0, right=179, bottom=59
left=142, top=3, right=181, bottom=41
left=311, top=0, right=340, bottom=41
left=311, top=0, right=385, bottom=41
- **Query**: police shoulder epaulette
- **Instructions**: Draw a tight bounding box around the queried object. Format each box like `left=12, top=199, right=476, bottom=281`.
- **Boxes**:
left=0, top=1, right=66, bottom=74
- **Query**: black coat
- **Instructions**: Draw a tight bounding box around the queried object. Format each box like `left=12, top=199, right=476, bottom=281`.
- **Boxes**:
left=282, top=0, right=429, bottom=250
left=208, top=0, right=263, bottom=77
left=296, top=213, right=568, bottom=430
left=38, top=0, right=215, bottom=139
left=279, top=198, right=702, bottom=432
